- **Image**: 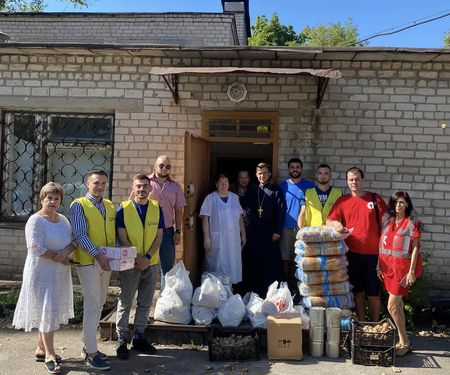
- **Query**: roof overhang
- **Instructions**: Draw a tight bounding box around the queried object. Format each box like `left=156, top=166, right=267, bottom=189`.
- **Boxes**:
left=149, top=66, right=342, bottom=107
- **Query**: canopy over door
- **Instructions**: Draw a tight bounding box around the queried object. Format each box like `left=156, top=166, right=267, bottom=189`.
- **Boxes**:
left=183, top=132, right=210, bottom=286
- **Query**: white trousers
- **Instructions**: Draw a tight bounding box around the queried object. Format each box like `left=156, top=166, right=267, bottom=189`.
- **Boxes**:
left=76, top=265, right=111, bottom=354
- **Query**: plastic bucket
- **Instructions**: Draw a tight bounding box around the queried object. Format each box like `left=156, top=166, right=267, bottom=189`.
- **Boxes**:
left=310, top=307, right=325, bottom=326
left=326, top=341, right=340, bottom=358
left=326, top=327, right=340, bottom=343
left=326, top=307, right=341, bottom=328
left=309, top=340, right=324, bottom=357
left=310, top=325, right=325, bottom=341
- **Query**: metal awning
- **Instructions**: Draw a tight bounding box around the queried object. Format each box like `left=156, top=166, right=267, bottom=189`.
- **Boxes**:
left=149, top=66, right=342, bottom=108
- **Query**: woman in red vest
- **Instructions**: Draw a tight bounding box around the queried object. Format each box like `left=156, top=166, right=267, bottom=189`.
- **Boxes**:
left=377, top=191, right=422, bottom=357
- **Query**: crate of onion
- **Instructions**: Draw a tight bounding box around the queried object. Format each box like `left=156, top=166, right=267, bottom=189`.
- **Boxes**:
left=208, top=326, right=260, bottom=362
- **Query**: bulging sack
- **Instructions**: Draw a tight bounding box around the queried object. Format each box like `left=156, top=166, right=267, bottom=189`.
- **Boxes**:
left=301, top=292, right=355, bottom=309
left=163, top=261, right=193, bottom=304
left=154, top=289, right=192, bottom=324
left=192, top=273, right=228, bottom=309
left=246, top=292, right=267, bottom=328
left=295, top=240, right=348, bottom=257
left=296, top=226, right=344, bottom=242
left=191, top=305, right=218, bottom=325
left=295, top=267, right=348, bottom=285
left=261, top=281, right=294, bottom=315
left=294, top=255, right=348, bottom=272
left=298, top=280, right=352, bottom=296
left=218, top=294, right=246, bottom=327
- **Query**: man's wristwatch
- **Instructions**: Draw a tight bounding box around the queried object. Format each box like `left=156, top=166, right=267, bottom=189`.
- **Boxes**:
left=175, top=229, right=181, bottom=234
left=144, top=253, right=152, bottom=260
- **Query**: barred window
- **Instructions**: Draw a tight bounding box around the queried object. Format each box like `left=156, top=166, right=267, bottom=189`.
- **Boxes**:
left=1, top=112, right=114, bottom=222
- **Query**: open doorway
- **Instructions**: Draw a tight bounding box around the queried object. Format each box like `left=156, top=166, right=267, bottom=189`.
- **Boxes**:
left=210, top=142, right=273, bottom=189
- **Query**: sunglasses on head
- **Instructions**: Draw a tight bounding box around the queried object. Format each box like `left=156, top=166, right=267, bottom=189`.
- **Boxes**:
left=158, top=164, right=171, bottom=170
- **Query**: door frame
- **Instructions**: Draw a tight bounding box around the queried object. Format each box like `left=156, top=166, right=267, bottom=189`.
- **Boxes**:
left=202, top=111, right=279, bottom=180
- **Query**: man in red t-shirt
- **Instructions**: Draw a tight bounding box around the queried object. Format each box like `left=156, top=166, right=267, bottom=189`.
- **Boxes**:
left=327, top=167, right=386, bottom=321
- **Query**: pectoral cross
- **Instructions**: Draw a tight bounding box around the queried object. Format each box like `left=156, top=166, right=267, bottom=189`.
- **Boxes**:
left=258, top=206, right=263, bottom=218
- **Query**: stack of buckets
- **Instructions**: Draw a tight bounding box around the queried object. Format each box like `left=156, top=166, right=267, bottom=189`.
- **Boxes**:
left=309, top=307, right=341, bottom=358
left=325, top=307, right=341, bottom=358
left=309, top=307, right=325, bottom=357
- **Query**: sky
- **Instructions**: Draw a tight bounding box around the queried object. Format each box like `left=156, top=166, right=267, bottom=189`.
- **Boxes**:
left=44, top=0, right=450, bottom=48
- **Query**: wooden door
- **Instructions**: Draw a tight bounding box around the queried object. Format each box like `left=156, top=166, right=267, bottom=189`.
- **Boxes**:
left=183, top=132, right=210, bottom=287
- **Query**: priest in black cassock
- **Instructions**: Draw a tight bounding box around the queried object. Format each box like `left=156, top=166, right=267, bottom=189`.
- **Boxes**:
left=241, top=162, right=284, bottom=298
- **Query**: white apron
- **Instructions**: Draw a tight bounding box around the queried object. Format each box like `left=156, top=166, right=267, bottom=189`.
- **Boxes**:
left=199, top=191, right=243, bottom=284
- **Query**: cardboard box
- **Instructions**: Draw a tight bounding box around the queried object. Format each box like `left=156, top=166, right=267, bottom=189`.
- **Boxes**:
left=94, top=257, right=135, bottom=271
left=98, top=246, right=137, bottom=259
left=267, top=313, right=303, bottom=360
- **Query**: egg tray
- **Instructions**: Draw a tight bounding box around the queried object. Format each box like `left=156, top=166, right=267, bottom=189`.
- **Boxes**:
left=351, top=318, right=397, bottom=347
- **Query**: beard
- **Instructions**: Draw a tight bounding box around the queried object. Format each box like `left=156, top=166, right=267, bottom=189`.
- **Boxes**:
left=156, top=171, right=169, bottom=179
left=289, top=171, right=300, bottom=178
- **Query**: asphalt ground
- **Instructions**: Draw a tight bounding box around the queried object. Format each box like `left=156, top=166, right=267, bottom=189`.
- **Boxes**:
left=0, top=326, right=449, bottom=375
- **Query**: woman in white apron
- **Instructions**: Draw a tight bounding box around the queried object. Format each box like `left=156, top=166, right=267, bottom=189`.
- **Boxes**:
left=200, top=173, right=246, bottom=284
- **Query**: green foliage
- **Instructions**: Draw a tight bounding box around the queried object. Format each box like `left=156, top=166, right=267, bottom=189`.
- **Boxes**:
left=0, top=0, right=87, bottom=12
left=0, top=287, right=21, bottom=323
left=248, top=13, right=304, bottom=46
left=69, top=291, right=84, bottom=325
left=248, top=13, right=364, bottom=47
left=301, top=19, right=365, bottom=47
left=444, top=31, right=450, bottom=48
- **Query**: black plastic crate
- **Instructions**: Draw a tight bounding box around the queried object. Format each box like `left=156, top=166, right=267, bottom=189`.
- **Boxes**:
left=351, top=318, right=396, bottom=347
left=208, top=326, right=260, bottom=362
left=351, top=345, right=395, bottom=367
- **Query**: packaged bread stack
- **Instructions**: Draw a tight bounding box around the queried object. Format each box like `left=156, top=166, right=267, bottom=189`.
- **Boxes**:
left=294, top=226, right=354, bottom=309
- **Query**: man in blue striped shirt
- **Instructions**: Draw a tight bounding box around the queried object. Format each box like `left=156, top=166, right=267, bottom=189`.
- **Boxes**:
left=69, top=170, right=116, bottom=371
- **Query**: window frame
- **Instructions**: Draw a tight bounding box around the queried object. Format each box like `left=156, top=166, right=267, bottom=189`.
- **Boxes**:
left=0, top=111, right=115, bottom=226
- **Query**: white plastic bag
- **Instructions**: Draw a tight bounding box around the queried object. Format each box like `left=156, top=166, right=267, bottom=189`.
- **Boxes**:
left=163, top=261, right=193, bottom=304
left=246, top=292, right=267, bottom=328
left=154, top=289, right=192, bottom=324
left=261, top=281, right=294, bottom=315
left=294, top=304, right=310, bottom=329
left=192, top=273, right=227, bottom=308
left=191, top=305, right=218, bottom=325
left=218, top=294, right=246, bottom=327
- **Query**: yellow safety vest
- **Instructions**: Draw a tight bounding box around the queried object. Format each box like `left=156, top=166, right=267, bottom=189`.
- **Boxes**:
left=71, top=196, right=116, bottom=266
left=305, top=187, right=343, bottom=226
left=122, top=199, right=160, bottom=266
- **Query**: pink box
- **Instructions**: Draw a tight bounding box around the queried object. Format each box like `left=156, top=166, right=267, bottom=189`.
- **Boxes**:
left=109, top=258, right=135, bottom=271
left=98, top=246, right=137, bottom=259
left=94, top=257, right=135, bottom=271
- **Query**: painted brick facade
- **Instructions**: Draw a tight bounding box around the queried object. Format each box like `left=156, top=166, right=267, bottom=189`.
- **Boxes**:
left=0, top=52, right=449, bottom=298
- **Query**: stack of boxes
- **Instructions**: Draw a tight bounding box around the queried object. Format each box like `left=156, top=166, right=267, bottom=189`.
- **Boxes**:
left=95, top=246, right=137, bottom=271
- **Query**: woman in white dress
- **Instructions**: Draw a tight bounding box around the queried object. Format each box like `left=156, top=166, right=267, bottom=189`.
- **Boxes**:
left=13, top=182, right=75, bottom=374
left=200, top=173, right=246, bottom=285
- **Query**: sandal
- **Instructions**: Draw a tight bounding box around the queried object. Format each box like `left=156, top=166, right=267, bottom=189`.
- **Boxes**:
left=35, top=354, right=61, bottom=362
left=44, top=360, right=62, bottom=374
left=396, top=342, right=413, bottom=357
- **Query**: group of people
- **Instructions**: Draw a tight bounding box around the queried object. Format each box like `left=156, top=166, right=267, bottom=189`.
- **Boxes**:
left=13, top=155, right=186, bottom=373
left=200, top=161, right=421, bottom=358
left=12, top=154, right=420, bottom=373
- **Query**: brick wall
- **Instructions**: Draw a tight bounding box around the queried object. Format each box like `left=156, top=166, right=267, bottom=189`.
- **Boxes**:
left=0, top=13, right=237, bottom=46
left=0, top=53, right=449, bottom=299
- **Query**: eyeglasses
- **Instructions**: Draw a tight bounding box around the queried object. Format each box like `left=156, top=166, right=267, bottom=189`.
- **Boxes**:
left=158, top=164, right=171, bottom=170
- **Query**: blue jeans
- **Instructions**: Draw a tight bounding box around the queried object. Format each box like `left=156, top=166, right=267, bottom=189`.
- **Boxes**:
left=160, top=227, right=175, bottom=275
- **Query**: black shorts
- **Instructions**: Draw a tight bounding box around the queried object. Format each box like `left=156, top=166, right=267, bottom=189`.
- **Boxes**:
left=347, top=252, right=380, bottom=296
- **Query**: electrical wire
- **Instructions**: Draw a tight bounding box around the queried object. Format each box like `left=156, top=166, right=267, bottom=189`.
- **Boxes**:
left=348, top=9, right=450, bottom=46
